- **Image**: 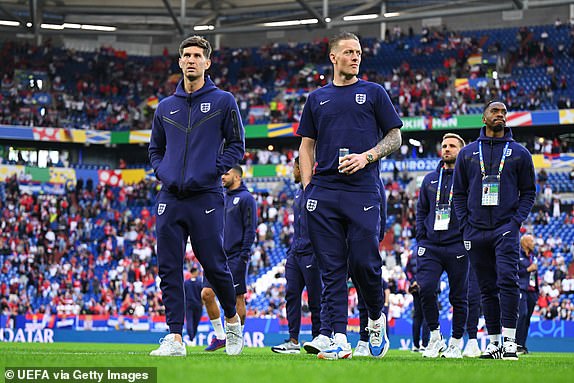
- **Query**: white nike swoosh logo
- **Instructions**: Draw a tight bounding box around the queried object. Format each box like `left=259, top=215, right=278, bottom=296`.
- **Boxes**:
left=295, top=196, right=300, bottom=199
left=502, top=230, right=511, bottom=236
left=431, top=180, right=438, bottom=184
left=320, top=100, right=331, bottom=105
left=205, top=209, right=215, bottom=214
left=170, top=109, right=180, bottom=115
left=306, top=264, right=313, bottom=269
left=456, top=254, right=465, bottom=259
left=364, top=206, right=374, bottom=211
left=233, top=283, right=240, bottom=288
left=473, top=151, right=479, bottom=155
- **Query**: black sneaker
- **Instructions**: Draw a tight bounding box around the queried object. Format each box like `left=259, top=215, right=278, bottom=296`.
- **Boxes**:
left=479, top=341, right=502, bottom=359
left=516, top=345, right=529, bottom=355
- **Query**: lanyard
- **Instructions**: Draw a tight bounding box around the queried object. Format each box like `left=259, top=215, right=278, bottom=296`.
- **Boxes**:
left=435, top=166, right=453, bottom=207
left=479, top=141, right=510, bottom=178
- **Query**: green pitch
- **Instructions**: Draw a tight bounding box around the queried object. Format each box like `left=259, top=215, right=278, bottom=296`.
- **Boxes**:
left=1, top=343, right=573, bottom=383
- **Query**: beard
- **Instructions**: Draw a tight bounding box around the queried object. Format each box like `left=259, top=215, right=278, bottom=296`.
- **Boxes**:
left=443, top=157, right=456, bottom=165
left=491, top=122, right=505, bottom=132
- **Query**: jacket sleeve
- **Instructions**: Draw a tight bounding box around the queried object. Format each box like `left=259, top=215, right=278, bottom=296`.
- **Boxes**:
left=513, top=149, right=536, bottom=226
left=217, top=93, right=245, bottom=175
left=415, top=177, right=429, bottom=242
left=453, top=152, right=470, bottom=228
left=148, top=106, right=166, bottom=177
left=240, top=194, right=257, bottom=256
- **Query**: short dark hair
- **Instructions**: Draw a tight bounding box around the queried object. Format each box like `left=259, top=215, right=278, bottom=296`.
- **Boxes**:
left=483, top=99, right=505, bottom=114
left=328, top=32, right=360, bottom=53
left=231, top=165, right=243, bottom=177
left=179, top=35, right=212, bottom=58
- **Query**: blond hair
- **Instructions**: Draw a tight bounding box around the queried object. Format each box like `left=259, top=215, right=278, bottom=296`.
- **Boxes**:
left=442, top=133, right=465, bottom=148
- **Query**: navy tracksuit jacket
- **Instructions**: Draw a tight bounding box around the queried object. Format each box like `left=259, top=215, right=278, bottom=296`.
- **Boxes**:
left=222, top=182, right=257, bottom=295
left=453, top=126, right=535, bottom=335
left=149, top=77, right=245, bottom=334
left=415, top=161, right=469, bottom=339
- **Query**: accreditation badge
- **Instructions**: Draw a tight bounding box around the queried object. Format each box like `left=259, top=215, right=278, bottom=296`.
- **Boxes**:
left=433, top=204, right=451, bottom=231
left=481, top=175, right=500, bottom=206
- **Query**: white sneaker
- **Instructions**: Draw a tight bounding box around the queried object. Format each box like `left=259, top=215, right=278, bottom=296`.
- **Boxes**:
left=149, top=334, right=186, bottom=356
left=502, top=340, right=519, bottom=361
left=303, top=334, right=331, bottom=354
left=271, top=340, right=301, bottom=354
left=462, top=339, right=482, bottom=358
left=441, top=344, right=463, bottom=358
left=317, top=339, right=353, bottom=360
left=366, top=313, right=390, bottom=358
left=225, top=316, right=244, bottom=356
left=422, top=335, right=447, bottom=358
left=479, top=342, right=502, bottom=359
left=353, top=340, right=370, bottom=357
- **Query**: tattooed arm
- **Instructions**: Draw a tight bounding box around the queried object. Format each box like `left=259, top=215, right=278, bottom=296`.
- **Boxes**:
left=339, top=128, right=402, bottom=174
left=372, top=128, right=402, bottom=160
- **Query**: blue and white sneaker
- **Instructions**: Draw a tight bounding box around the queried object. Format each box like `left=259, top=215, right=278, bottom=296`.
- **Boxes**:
left=317, top=339, right=352, bottom=360
left=367, top=313, right=390, bottom=358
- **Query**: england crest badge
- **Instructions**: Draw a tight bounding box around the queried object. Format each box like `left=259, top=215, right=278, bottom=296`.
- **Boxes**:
left=158, top=203, right=166, bottom=216
left=200, top=103, right=211, bottom=113
left=233, top=197, right=240, bottom=205
left=306, top=199, right=317, bottom=212
left=464, top=241, right=471, bottom=251
left=355, top=94, right=366, bottom=104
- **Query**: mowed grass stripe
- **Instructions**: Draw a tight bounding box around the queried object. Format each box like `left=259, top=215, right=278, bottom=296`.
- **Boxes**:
left=1, top=343, right=573, bottom=383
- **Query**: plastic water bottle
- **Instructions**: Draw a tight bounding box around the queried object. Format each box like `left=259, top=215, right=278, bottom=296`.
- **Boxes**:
left=339, top=148, right=349, bottom=173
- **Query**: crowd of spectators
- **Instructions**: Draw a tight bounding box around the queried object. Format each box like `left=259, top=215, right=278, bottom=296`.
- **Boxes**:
left=1, top=22, right=573, bottom=130
left=1, top=156, right=573, bottom=324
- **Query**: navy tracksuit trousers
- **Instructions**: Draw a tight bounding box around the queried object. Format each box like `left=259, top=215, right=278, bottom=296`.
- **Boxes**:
left=466, top=265, right=481, bottom=339
left=285, top=253, right=323, bottom=340
left=184, top=277, right=203, bottom=340
left=412, top=291, right=430, bottom=348
left=305, top=185, right=383, bottom=334
left=516, top=290, right=537, bottom=347
left=464, top=223, right=521, bottom=334
left=156, top=190, right=237, bottom=335
left=417, top=242, right=469, bottom=339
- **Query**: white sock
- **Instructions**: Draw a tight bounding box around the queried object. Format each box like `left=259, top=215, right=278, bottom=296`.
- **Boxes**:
left=466, top=338, right=478, bottom=346
left=502, top=328, right=516, bottom=341
left=449, top=337, right=463, bottom=349
left=241, top=325, right=244, bottom=334
left=211, top=318, right=225, bottom=340
left=430, top=329, right=441, bottom=341
left=334, top=333, right=348, bottom=345
left=489, top=334, right=502, bottom=344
